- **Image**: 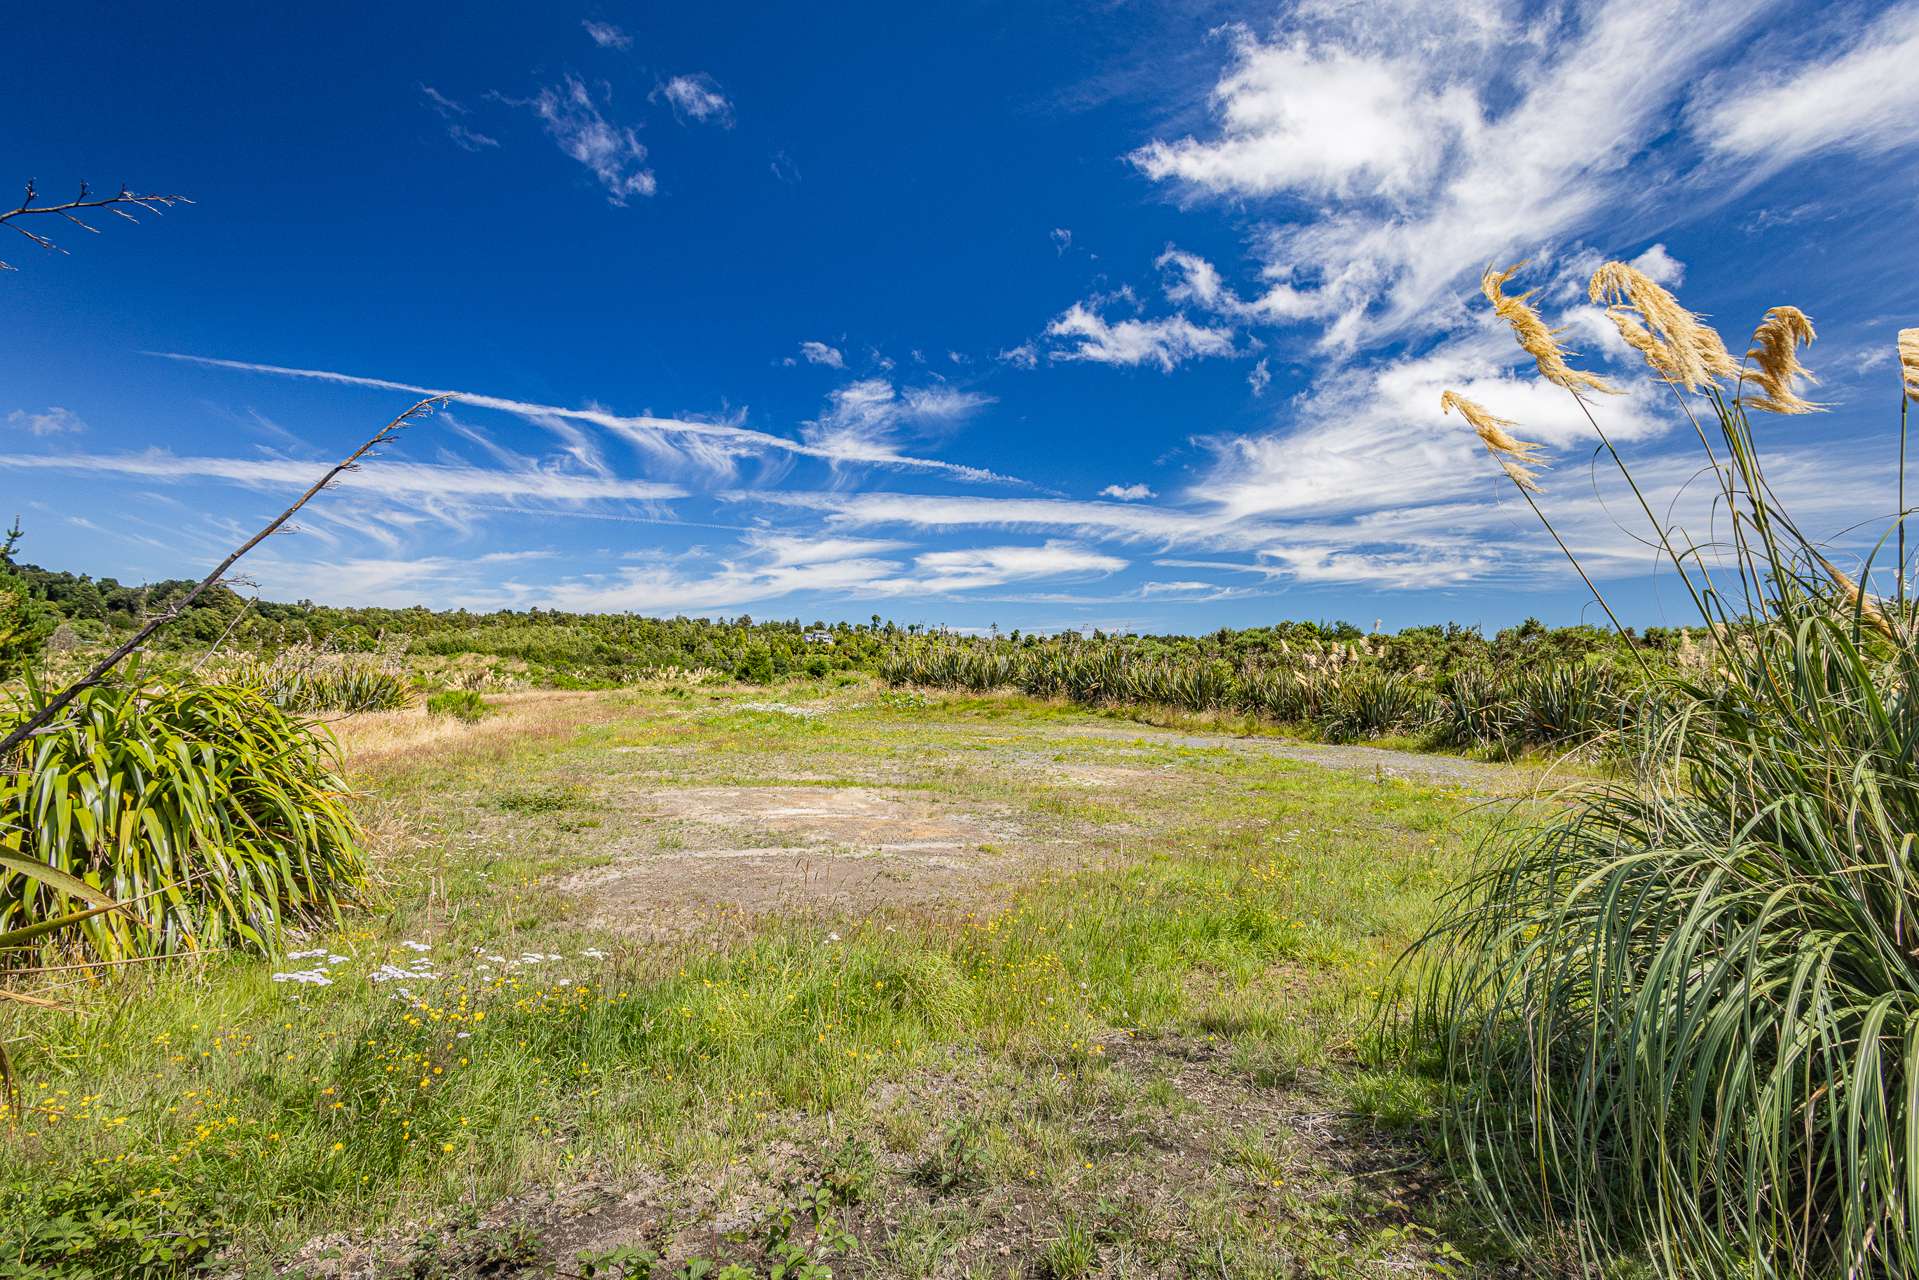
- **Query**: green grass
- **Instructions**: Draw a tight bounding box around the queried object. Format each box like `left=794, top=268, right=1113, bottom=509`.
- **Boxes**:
left=1, top=682, right=1509, bottom=1276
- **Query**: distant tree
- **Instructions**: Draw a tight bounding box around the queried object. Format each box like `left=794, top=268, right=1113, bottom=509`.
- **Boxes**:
left=0, top=520, right=56, bottom=679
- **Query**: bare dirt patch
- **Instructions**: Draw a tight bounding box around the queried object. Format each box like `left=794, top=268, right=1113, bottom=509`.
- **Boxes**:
left=561, top=785, right=1047, bottom=935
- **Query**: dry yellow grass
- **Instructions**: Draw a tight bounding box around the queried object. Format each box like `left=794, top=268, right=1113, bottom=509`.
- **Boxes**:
left=1482, top=262, right=1617, bottom=396
left=1743, top=305, right=1821, bottom=415
left=325, top=690, right=623, bottom=772
left=1589, top=260, right=1738, bottom=392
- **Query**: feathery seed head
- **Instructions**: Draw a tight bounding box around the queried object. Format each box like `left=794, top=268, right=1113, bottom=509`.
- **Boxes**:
left=1588, top=260, right=1736, bottom=391
left=1440, top=390, right=1546, bottom=463
left=1814, top=551, right=1897, bottom=642
left=1898, top=328, right=1919, bottom=403
left=1743, top=306, right=1822, bottom=415
left=1498, top=458, right=1544, bottom=493
left=1482, top=262, right=1619, bottom=396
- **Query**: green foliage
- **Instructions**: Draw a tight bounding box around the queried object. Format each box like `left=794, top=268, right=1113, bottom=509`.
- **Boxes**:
left=223, top=646, right=414, bottom=713
left=1410, top=344, right=1919, bottom=1273
left=425, top=688, right=491, bottom=722
left=0, top=1164, right=223, bottom=1279
left=882, top=625, right=1665, bottom=754
left=0, top=674, right=367, bottom=960
left=0, top=570, right=55, bottom=682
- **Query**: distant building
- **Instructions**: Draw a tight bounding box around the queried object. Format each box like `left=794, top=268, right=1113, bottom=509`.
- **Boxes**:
left=804, top=629, right=835, bottom=645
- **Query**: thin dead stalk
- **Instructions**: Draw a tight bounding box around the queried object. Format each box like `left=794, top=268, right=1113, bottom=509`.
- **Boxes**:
left=0, top=395, right=455, bottom=757
left=0, top=179, right=192, bottom=271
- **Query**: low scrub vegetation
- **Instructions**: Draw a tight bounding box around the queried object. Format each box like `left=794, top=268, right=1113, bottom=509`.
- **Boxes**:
left=1, top=673, right=366, bottom=962
left=220, top=645, right=414, bottom=714
left=881, top=625, right=1666, bottom=755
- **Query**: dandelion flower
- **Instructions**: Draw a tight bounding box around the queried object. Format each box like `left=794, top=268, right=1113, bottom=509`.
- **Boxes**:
left=1482, top=262, right=1617, bottom=396
left=1589, top=260, right=1737, bottom=391
left=1898, top=327, right=1919, bottom=403
left=1744, top=306, right=1821, bottom=414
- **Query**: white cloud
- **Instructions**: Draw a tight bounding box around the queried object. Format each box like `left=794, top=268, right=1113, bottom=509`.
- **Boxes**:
left=750, top=490, right=1228, bottom=544
left=582, top=19, right=632, bottom=49
left=1248, top=358, right=1271, bottom=397
left=0, top=451, right=687, bottom=504
left=1629, top=243, right=1684, bottom=286
left=896, top=541, right=1124, bottom=594
left=1190, top=326, right=1671, bottom=522
left=1046, top=302, right=1237, bottom=372
left=1051, top=227, right=1072, bottom=254
left=533, top=532, right=1120, bottom=613
left=798, top=341, right=845, bottom=368
left=420, top=85, right=499, bottom=152
left=8, top=406, right=86, bottom=436
left=802, top=378, right=994, bottom=468
left=657, top=73, right=734, bottom=126
left=1131, top=1, right=1774, bottom=350
left=1156, top=246, right=1333, bottom=324
left=152, top=352, right=1012, bottom=483
left=528, top=75, right=655, bottom=204
left=1131, top=32, right=1480, bottom=200
left=998, top=342, right=1038, bottom=369
left=1100, top=483, right=1156, bottom=501
left=1693, top=4, right=1919, bottom=168
left=739, top=412, right=1897, bottom=592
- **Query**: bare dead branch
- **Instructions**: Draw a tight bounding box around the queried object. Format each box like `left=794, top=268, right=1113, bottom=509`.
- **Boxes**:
left=0, top=395, right=455, bottom=757
left=0, top=179, right=193, bottom=271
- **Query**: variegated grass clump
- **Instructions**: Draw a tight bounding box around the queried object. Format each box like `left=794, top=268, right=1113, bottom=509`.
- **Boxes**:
left=1417, top=262, right=1917, bottom=1277
left=1, top=672, right=367, bottom=962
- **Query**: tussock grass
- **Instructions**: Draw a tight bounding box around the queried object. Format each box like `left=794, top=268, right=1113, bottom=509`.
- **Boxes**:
left=1413, top=264, right=1919, bottom=1276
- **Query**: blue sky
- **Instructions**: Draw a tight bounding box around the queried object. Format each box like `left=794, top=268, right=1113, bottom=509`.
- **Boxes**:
left=6, top=0, right=1918, bottom=634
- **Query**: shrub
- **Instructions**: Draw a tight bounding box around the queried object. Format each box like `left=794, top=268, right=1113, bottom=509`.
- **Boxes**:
left=1316, top=671, right=1434, bottom=742
left=1411, top=263, right=1919, bottom=1274
left=223, top=645, right=413, bottom=714
left=425, top=688, right=491, bottom=722
left=1, top=674, right=366, bottom=959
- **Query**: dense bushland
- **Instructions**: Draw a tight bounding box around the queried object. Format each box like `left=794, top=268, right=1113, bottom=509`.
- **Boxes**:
left=880, top=622, right=1687, bottom=755
left=0, top=559, right=889, bottom=688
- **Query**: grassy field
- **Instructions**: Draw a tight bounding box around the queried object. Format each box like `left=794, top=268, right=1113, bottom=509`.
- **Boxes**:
left=3, top=676, right=1543, bottom=1278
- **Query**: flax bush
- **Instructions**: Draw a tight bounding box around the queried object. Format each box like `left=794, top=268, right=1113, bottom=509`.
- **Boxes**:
left=1, top=673, right=367, bottom=960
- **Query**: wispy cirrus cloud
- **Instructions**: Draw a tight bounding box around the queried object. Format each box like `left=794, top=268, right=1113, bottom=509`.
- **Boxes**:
left=581, top=19, right=632, bottom=50
left=1691, top=2, right=1919, bottom=170
left=531, top=532, right=1121, bottom=614
left=0, top=451, right=686, bottom=504
left=1128, top=0, right=1776, bottom=351
left=524, top=74, right=655, bottom=204
left=8, top=406, right=87, bottom=436
left=419, top=85, right=500, bottom=152
left=149, top=352, right=1017, bottom=483
left=655, top=73, right=734, bottom=126
left=791, top=340, right=845, bottom=369
left=801, top=378, right=995, bottom=469
left=1045, top=302, right=1238, bottom=372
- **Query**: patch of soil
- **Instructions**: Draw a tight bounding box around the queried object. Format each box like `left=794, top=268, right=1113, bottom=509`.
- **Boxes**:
left=560, top=786, right=1045, bottom=935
